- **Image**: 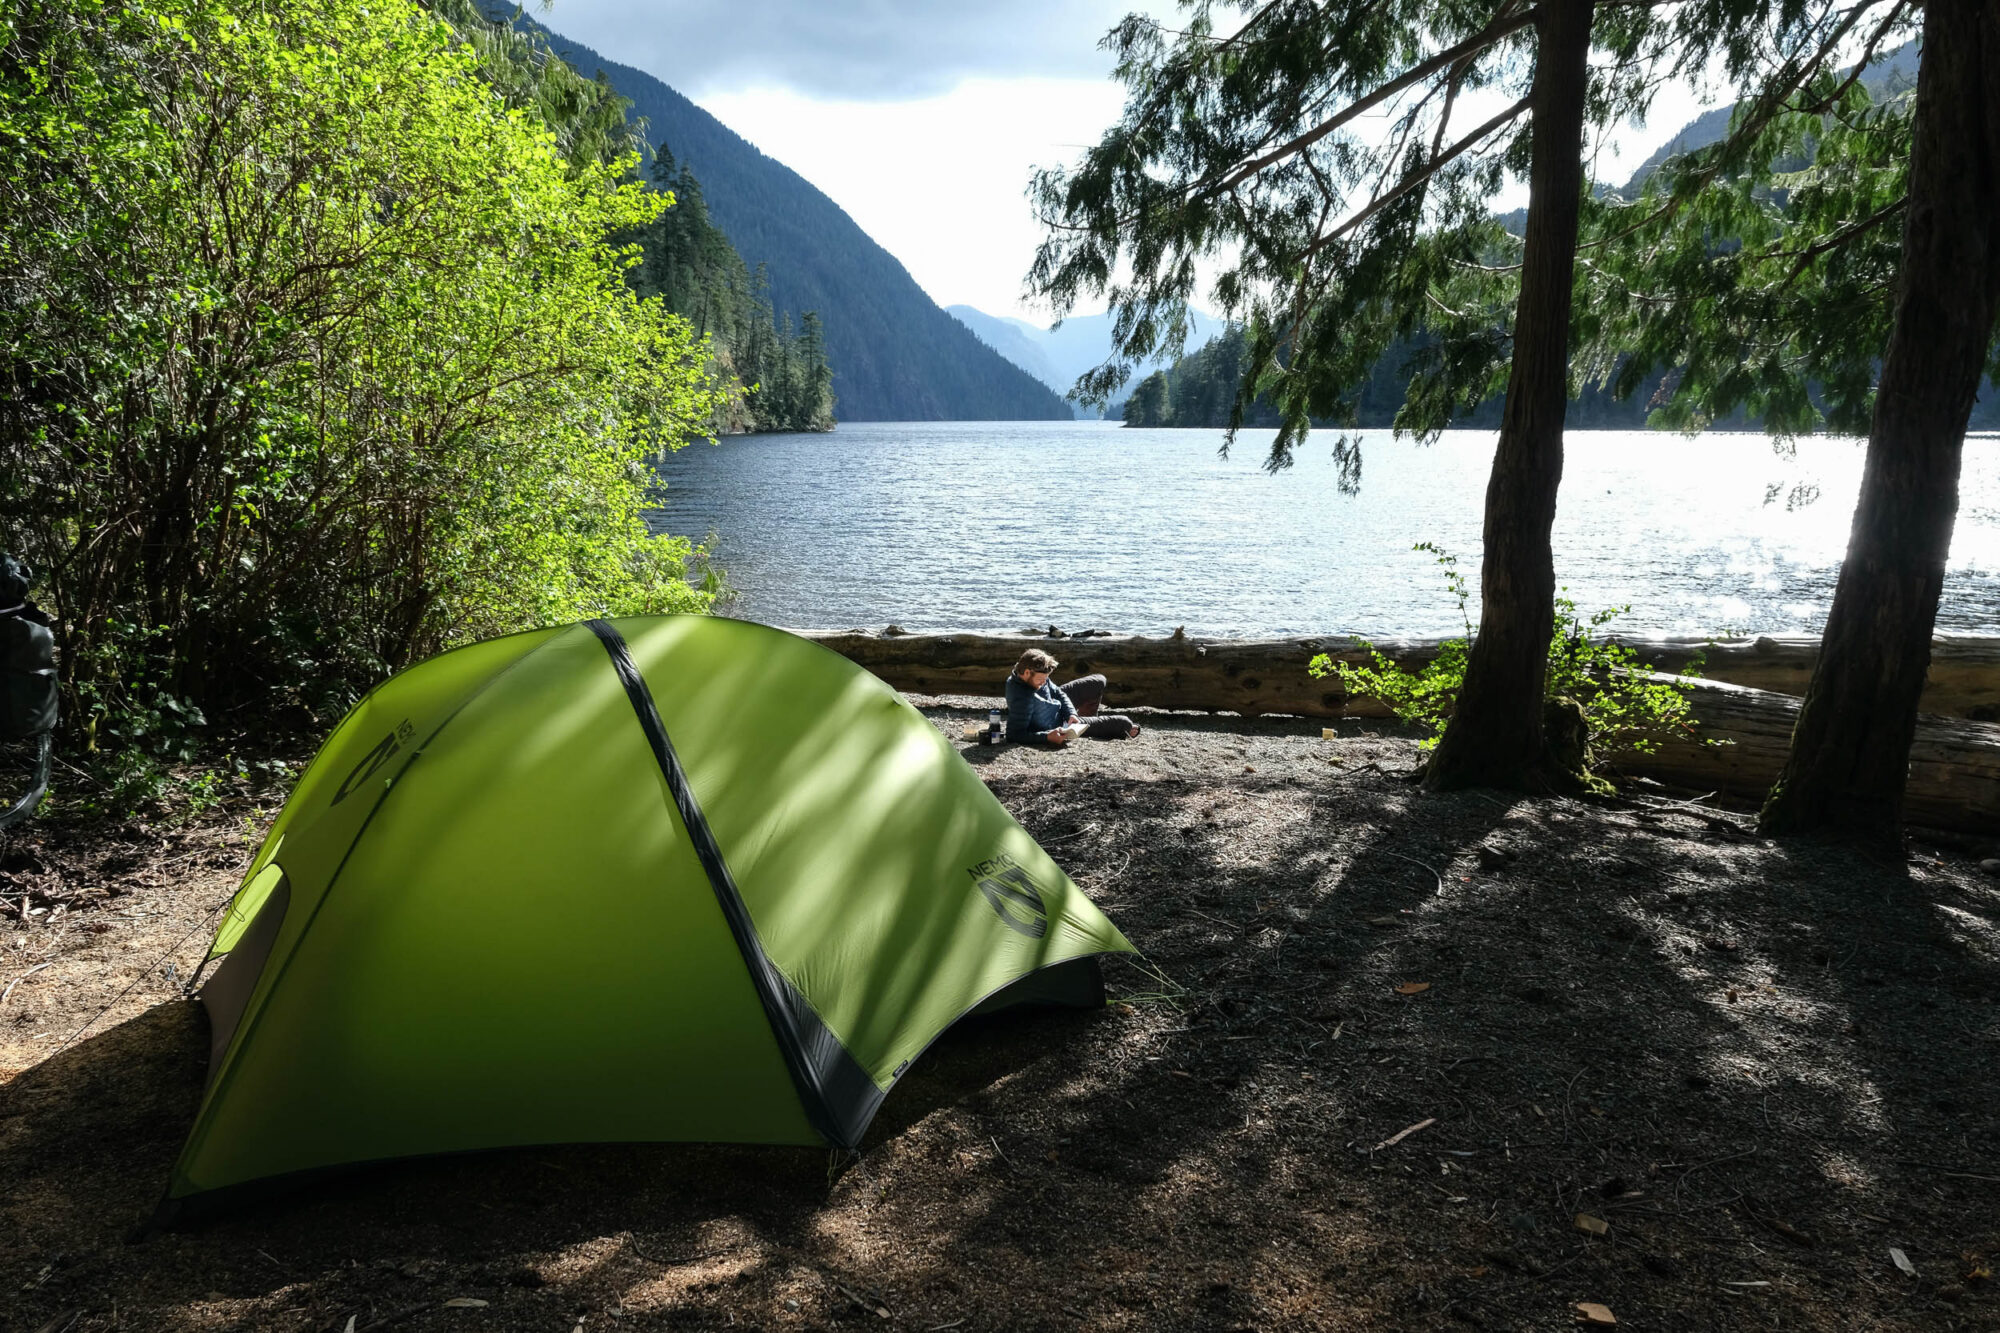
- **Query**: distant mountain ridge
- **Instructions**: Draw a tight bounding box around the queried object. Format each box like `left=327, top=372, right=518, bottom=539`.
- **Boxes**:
left=1619, top=39, right=1919, bottom=192
left=947, top=305, right=1229, bottom=414
left=496, top=8, right=1069, bottom=422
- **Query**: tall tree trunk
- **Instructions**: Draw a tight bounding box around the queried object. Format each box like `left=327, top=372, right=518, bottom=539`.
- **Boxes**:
left=1759, top=0, right=2000, bottom=851
left=1424, top=0, right=1593, bottom=791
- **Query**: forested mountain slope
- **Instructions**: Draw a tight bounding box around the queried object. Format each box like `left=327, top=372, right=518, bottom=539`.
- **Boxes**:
left=493, top=9, right=1070, bottom=423
left=627, top=152, right=834, bottom=433
left=946, top=307, right=1070, bottom=403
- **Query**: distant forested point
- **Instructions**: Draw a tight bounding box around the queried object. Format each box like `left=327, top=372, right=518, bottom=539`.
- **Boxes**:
left=1121, top=326, right=1438, bottom=430
left=629, top=152, right=835, bottom=433
left=1120, top=327, right=1676, bottom=431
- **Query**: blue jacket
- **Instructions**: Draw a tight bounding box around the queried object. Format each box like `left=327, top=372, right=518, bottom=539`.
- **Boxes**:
left=1004, top=673, right=1075, bottom=744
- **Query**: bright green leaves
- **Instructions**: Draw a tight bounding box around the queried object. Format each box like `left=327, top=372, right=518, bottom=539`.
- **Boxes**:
left=0, top=0, right=722, bottom=743
left=1309, top=544, right=1705, bottom=760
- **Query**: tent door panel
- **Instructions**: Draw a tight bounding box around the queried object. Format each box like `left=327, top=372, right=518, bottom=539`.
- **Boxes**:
left=199, top=875, right=291, bottom=1087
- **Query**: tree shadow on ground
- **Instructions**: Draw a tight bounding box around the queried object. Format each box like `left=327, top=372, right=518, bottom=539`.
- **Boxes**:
left=4, top=750, right=1997, bottom=1333
left=0, top=963, right=1124, bottom=1331
left=845, top=765, right=2000, bottom=1331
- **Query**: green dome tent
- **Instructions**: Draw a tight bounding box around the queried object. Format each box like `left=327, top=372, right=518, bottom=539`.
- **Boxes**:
left=160, top=616, right=1133, bottom=1221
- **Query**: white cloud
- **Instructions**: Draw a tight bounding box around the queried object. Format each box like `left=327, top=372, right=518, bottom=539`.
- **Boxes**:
left=537, top=3, right=1747, bottom=321
left=540, top=0, right=1144, bottom=99
left=696, top=76, right=1128, bottom=322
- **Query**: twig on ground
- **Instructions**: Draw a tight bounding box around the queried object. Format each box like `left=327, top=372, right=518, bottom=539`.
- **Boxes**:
left=1093, top=850, right=1134, bottom=884
left=2, top=960, right=51, bottom=1007
left=1671, top=1149, right=1758, bottom=1199
left=354, top=1302, right=440, bottom=1332
left=1373, top=1117, right=1437, bottom=1151
left=2, top=894, right=232, bottom=1101
left=1635, top=792, right=1720, bottom=810
left=623, top=1234, right=742, bottom=1268
left=1889, top=1158, right=2000, bottom=1182
left=1382, top=851, right=1445, bottom=894
left=834, top=1283, right=893, bottom=1318
left=1561, top=1067, right=1587, bottom=1144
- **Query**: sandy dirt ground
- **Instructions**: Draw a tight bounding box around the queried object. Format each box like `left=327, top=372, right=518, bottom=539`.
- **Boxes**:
left=3, top=703, right=1998, bottom=1332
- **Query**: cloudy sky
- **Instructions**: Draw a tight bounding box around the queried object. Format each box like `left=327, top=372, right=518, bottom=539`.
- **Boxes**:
left=539, top=1, right=1721, bottom=324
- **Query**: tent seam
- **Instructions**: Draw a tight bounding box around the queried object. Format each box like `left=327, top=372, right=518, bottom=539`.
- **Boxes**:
left=584, top=617, right=878, bottom=1148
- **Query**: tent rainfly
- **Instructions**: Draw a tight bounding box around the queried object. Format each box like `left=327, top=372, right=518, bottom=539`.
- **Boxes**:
left=159, top=616, right=1133, bottom=1222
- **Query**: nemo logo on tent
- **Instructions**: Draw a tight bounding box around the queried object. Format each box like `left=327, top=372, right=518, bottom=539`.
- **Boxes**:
left=331, top=719, right=415, bottom=806
left=968, top=854, right=1049, bottom=938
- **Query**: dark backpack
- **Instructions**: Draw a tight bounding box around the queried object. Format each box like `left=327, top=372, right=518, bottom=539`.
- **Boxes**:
left=1, top=615, right=56, bottom=741
left=0, top=553, right=56, bottom=741
left=1, top=554, right=55, bottom=831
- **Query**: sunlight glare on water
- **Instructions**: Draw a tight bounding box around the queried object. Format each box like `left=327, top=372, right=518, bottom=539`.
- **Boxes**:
left=652, top=421, right=2000, bottom=639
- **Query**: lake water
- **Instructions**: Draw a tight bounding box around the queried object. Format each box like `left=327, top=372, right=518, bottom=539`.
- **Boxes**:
left=651, top=421, right=2000, bottom=640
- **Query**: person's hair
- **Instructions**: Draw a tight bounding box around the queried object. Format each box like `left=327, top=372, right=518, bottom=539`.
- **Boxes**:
left=1013, top=648, right=1058, bottom=678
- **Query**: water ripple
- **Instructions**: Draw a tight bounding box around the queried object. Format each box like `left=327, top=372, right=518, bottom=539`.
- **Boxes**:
left=650, top=421, right=2000, bottom=639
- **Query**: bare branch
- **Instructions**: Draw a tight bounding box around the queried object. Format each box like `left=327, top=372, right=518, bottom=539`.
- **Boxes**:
left=1296, top=94, right=1534, bottom=262
left=1197, top=5, right=1541, bottom=203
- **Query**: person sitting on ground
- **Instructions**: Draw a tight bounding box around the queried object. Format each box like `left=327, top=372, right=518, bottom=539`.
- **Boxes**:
left=1004, top=648, right=1140, bottom=746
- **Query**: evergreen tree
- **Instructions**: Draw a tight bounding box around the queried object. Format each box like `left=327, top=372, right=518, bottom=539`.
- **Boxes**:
left=627, top=157, right=836, bottom=432
left=1758, top=14, right=1999, bottom=848
left=1033, top=0, right=1902, bottom=792
left=796, top=312, right=836, bottom=430
left=1572, top=16, right=1995, bottom=849
left=1122, top=372, right=1172, bottom=427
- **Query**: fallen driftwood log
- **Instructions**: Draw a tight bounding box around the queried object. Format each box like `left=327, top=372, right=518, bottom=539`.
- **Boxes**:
left=805, top=627, right=2000, bottom=833
left=1627, top=678, right=2000, bottom=834
left=804, top=629, right=2000, bottom=722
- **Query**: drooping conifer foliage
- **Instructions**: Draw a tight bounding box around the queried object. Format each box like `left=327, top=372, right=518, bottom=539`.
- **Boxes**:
left=0, top=0, right=722, bottom=752
left=1574, top=23, right=1921, bottom=438
left=1568, top=12, right=2000, bottom=849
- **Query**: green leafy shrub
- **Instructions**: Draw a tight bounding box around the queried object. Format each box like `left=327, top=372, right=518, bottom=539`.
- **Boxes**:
left=0, top=0, right=724, bottom=751
left=1309, top=545, right=1706, bottom=767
